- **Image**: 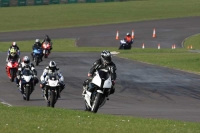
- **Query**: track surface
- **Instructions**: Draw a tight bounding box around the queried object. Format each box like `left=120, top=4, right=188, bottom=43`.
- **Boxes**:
left=1, top=16, right=200, bottom=122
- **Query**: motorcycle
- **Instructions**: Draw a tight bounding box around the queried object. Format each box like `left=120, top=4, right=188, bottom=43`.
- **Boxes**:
left=42, top=41, right=51, bottom=58
left=6, top=59, right=19, bottom=82
left=44, top=72, right=60, bottom=108
left=83, top=69, right=112, bottom=113
left=33, top=48, right=43, bottom=66
left=18, top=69, right=34, bottom=101
left=118, top=39, right=132, bottom=50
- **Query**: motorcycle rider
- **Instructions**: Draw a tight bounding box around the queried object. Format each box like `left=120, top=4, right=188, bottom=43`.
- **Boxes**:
left=82, top=50, right=117, bottom=96
left=6, top=48, right=21, bottom=63
left=16, top=56, right=38, bottom=95
left=41, top=35, right=52, bottom=51
left=7, top=42, right=20, bottom=61
left=119, top=33, right=133, bottom=49
left=40, top=61, right=65, bottom=99
left=31, top=39, right=43, bottom=61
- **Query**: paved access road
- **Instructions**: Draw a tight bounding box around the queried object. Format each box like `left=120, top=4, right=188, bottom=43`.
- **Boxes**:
left=0, top=16, right=200, bottom=122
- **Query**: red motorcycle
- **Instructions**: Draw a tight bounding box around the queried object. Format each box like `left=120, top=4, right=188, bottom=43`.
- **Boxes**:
left=42, top=41, right=51, bottom=58
left=6, top=59, right=19, bottom=82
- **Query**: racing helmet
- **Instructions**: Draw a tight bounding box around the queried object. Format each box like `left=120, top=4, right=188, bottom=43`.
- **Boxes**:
left=12, top=42, right=17, bottom=47
left=35, top=39, right=40, bottom=43
left=49, top=61, right=56, bottom=72
left=10, top=48, right=17, bottom=56
left=126, top=33, right=131, bottom=36
left=23, top=56, right=30, bottom=64
left=101, top=50, right=112, bottom=64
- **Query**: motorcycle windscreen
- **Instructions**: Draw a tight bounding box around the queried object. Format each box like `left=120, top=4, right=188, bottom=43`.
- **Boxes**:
left=92, top=70, right=110, bottom=88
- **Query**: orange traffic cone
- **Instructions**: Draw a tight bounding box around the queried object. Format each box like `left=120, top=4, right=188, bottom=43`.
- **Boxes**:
left=142, top=43, right=145, bottom=49
left=173, top=44, right=176, bottom=49
left=152, top=28, right=156, bottom=38
left=131, top=30, right=135, bottom=39
left=158, top=44, right=160, bottom=49
left=116, top=31, right=119, bottom=40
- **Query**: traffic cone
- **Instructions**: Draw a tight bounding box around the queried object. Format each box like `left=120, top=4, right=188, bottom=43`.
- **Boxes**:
left=152, top=28, right=156, bottom=38
left=190, top=45, right=193, bottom=49
left=158, top=44, right=160, bottom=49
left=131, top=30, right=135, bottom=39
left=173, top=44, right=176, bottom=49
left=142, top=43, right=145, bottom=49
left=116, top=31, right=119, bottom=40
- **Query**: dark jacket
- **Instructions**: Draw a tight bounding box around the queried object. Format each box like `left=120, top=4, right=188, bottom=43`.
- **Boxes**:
left=32, top=42, right=42, bottom=50
left=89, top=59, right=117, bottom=81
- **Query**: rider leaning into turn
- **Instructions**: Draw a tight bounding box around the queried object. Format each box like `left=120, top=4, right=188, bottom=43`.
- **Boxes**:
left=31, top=39, right=43, bottom=61
left=40, top=61, right=65, bottom=99
left=124, top=33, right=133, bottom=46
left=41, top=35, right=52, bottom=50
left=16, top=56, right=39, bottom=95
left=82, top=50, right=117, bottom=96
left=6, top=48, right=21, bottom=63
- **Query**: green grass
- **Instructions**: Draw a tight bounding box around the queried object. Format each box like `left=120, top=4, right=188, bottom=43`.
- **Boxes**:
left=0, top=104, right=200, bottom=133
left=183, top=34, right=200, bottom=50
left=0, top=0, right=200, bottom=32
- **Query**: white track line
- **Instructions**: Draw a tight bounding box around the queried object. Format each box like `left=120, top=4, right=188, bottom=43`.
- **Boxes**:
left=0, top=98, right=12, bottom=107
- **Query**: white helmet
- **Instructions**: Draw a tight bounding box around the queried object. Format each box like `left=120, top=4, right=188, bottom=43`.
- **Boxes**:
left=49, top=61, right=57, bottom=72
left=12, top=42, right=17, bottom=46
left=35, top=39, right=40, bottom=43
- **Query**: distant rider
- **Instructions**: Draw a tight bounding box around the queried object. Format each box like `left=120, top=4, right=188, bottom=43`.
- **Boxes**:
left=31, top=39, right=43, bottom=61
left=16, top=56, right=38, bottom=95
left=82, top=50, right=117, bottom=96
left=41, top=35, right=52, bottom=51
left=6, top=48, right=21, bottom=63
left=119, top=33, right=133, bottom=49
left=40, top=61, right=65, bottom=99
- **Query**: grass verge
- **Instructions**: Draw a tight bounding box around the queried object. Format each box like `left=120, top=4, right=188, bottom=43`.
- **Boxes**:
left=0, top=0, right=200, bottom=32
left=0, top=104, right=200, bottom=133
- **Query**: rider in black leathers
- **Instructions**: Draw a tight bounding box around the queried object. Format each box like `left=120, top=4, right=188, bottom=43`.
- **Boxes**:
left=41, top=35, right=52, bottom=50
left=82, top=50, right=117, bottom=96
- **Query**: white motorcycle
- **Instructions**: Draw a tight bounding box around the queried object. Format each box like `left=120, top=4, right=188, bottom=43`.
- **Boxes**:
left=44, top=73, right=60, bottom=108
left=19, top=69, right=34, bottom=101
left=83, top=69, right=112, bottom=113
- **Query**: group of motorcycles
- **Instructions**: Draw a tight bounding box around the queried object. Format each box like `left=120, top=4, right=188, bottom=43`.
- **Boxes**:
left=5, top=41, right=56, bottom=106
left=5, top=40, right=114, bottom=113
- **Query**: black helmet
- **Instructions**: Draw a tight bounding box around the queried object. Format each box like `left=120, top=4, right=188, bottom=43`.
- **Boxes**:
left=101, top=50, right=112, bottom=64
left=49, top=61, right=56, bottom=72
left=126, top=33, right=131, bottom=36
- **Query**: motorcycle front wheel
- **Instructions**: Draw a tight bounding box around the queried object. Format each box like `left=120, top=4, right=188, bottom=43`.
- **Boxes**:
left=91, top=93, right=102, bottom=113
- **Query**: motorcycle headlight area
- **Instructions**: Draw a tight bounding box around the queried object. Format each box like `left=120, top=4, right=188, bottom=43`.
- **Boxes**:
left=48, top=80, right=59, bottom=87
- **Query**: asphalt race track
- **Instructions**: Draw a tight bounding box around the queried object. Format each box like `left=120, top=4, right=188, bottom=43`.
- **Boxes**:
left=0, top=16, right=200, bottom=122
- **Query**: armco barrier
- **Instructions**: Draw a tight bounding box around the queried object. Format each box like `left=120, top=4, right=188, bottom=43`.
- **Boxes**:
left=34, top=0, right=43, bottom=5
left=0, top=0, right=116, bottom=7
left=0, top=0, right=10, bottom=7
